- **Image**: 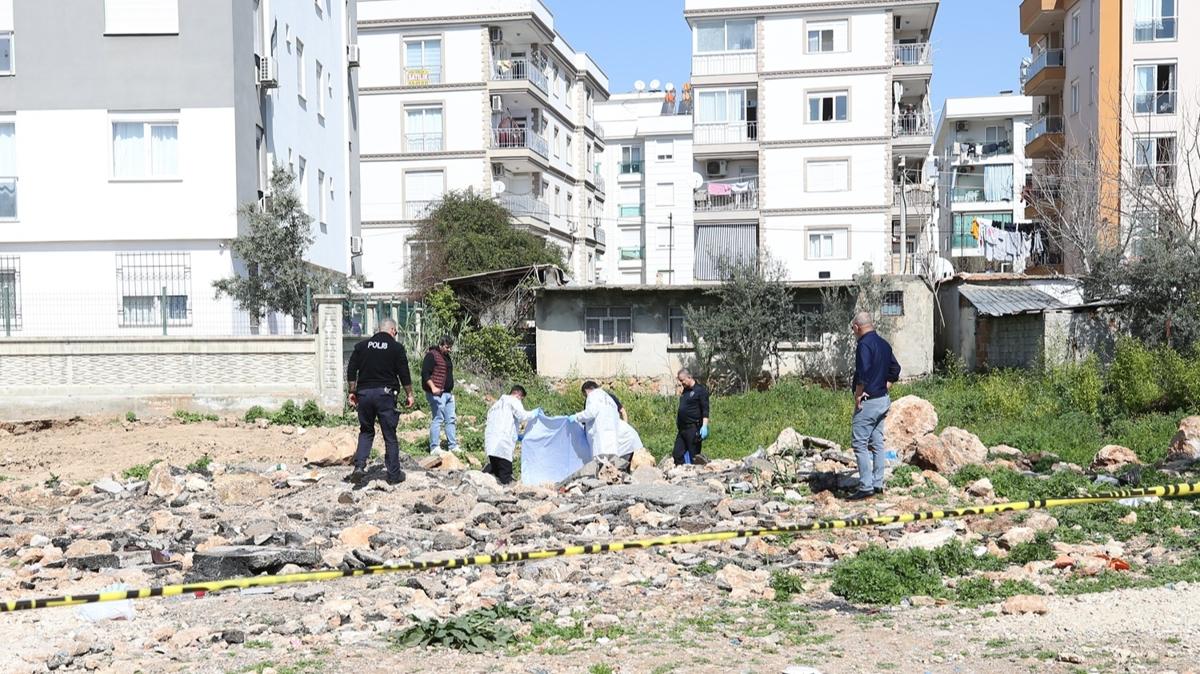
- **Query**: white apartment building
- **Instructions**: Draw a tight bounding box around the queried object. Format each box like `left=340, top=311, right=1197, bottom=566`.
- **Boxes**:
left=683, top=0, right=938, bottom=281
left=595, top=90, right=696, bottom=285
left=0, top=0, right=358, bottom=336
left=930, top=94, right=1037, bottom=273
left=355, top=0, right=609, bottom=291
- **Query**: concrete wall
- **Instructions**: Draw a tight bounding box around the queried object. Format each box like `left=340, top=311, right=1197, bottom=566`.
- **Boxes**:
left=977, top=313, right=1045, bottom=370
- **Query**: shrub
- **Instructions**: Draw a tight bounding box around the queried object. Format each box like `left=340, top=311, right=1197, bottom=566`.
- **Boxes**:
left=829, top=542, right=1001, bottom=605
left=122, top=460, right=161, bottom=481
left=458, top=325, right=532, bottom=380
left=174, top=410, right=218, bottom=424
left=1160, top=346, right=1200, bottom=411
left=124, top=411, right=138, bottom=423
left=953, top=578, right=1042, bottom=606
left=391, top=604, right=532, bottom=652
left=1047, top=357, right=1103, bottom=418
left=1005, top=532, right=1056, bottom=565
left=244, top=406, right=268, bottom=423
left=1107, top=338, right=1165, bottom=416
left=186, top=453, right=213, bottom=473
left=769, top=569, right=806, bottom=602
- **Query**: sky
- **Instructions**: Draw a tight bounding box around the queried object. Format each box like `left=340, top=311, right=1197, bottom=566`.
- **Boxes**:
left=545, top=0, right=1030, bottom=116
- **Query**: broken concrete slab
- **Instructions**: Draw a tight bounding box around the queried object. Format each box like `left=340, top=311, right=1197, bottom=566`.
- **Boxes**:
left=188, top=546, right=322, bottom=581
left=590, top=483, right=721, bottom=509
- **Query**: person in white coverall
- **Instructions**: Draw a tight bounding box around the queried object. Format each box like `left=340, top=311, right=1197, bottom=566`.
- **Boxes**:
left=483, top=385, right=540, bottom=484
left=569, top=381, right=625, bottom=460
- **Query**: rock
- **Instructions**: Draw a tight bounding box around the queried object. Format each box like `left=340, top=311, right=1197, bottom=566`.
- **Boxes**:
left=188, top=546, right=322, bottom=581
left=1090, top=445, right=1142, bottom=471
left=714, top=564, right=774, bottom=601
left=169, top=626, right=209, bottom=648
left=432, top=532, right=471, bottom=551
left=304, top=437, right=356, bottom=467
left=883, top=396, right=938, bottom=460
left=990, top=445, right=1023, bottom=459
left=999, top=527, right=1036, bottom=549
left=149, top=510, right=183, bottom=534
left=184, top=476, right=209, bottom=492
left=630, top=466, right=666, bottom=484
left=627, top=503, right=675, bottom=528
left=588, top=613, right=620, bottom=629
left=146, top=463, right=181, bottom=499
left=1167, top=417, right=1200, bottom=462
left=629, top=450, right=657, bottom=471
left=1025, top=513, right=1059, bottom=533
left=92, top=479, right=125, bottom=495
left=910, top=427, right=987, bottom=474
left=895, top=527, right=957, bottom=551
left=213, top=474, right=275, bottom=505
left=767, top=429, right=841, bottom=456
left=921, top=471, right=951, bottom=489
left=1001, top=594, right=1048, bottom=615
left=293, top=587, right=325, bottom=603
left=462, top=471, right=499, bottom=491
left=966, top=478, right=994, bottom=498
left=418, top=451, right=465, bottom=472
left=66, top=540, right=112, bottom=557
left=221, top=630, right=245, bottom=645
left=338, top=524, right=381, bottom=548
left=591, top=483, right=721, bottom=509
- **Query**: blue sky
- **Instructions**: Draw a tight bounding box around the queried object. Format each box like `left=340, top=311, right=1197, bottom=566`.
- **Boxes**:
left=546, top=0, right=1029, bottom=116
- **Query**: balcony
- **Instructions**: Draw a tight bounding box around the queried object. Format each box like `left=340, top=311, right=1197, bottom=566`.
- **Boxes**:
left=619, top=160, right=644, bottom=175
left=1020, top=0, right=1065, bottom=35
left=618, top=204, right=644, bottom=218
left=404, top=132, right=443, bottom=153
left=1025, top=116, right=1064, bottom=158
left=491, top=58, right=549, bottom=95
left=691, top=52, right=756, bottom=78
left=619, top=246, right=645, bottom=261
left=490, top=127, right=550, bottom=159
left=404, top=66, right=442, bottom=87
left=694, top=121, right=758, bottom=146
left=593, top=174, right=606, bottom=194
left=1022, top=49, right=1064, bottom=97
left=694, top=176, right=758, bottom=213
left=1135, top=90, right=1177, bottom=115
left=404, top=200, right=439, bottom=221
left=950, top=186, right=1013, bottom=204
left=893, top=112, right=933, bottom=140
left=499, top=193, right=549, bottom=225
left=0, top=177, right=15, bottom=219
left=893, top=42, right=932, bottom=68
left=893, top=185, right=933, bottom=211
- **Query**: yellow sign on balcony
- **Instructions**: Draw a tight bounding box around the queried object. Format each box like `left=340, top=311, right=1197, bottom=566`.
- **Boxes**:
left=406, top=69, right=431, bottom=86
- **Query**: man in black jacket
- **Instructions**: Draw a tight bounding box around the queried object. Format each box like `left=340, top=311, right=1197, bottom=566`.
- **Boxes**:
left=420, top=335, right=458, bottom=453
left=673, top=368, right=711, bottom=465
left=346, top=318, right=415, bottom=484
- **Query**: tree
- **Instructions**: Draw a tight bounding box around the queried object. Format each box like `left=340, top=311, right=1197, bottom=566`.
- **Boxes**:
left=683, top=257, right=794, bottom=393
left=213, top=166, right=337, bottom=332
left=803, top=262, right=888, bottom=387
left=411, top=190, right=565, bottom=296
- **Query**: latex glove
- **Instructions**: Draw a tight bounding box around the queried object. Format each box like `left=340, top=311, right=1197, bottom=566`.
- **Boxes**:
left=567, top=414, right=577, bottom=424
left=517, top=434, right=525, bottom=442
left=699, top=425, right=709, bottom=440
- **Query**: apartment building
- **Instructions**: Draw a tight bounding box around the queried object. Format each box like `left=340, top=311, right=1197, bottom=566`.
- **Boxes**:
left=930, top=94, right=1039, bottom=273
left=355, top=0, right=609, bottom=291
left=0, top=0, right=358, bottom=336
left=682, top=0, right=938, bottom=282
left=595, top=90, right=696, bottom=285
left=1020, top=0, right=1195, bottom=268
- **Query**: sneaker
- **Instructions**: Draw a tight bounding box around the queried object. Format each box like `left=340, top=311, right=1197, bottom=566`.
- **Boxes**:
left=386, top=472, right=406, bottom=486
left=844, top=490, right=875, bottom=501
left=692, top=454, right=710, bottom=466
left=874, top=488, right=885, bottom=495
left=346, top=469, right=366, bottom=485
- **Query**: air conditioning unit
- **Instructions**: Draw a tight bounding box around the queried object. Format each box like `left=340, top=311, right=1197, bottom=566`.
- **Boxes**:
left=955, top=121, right=969, bottom=132
left=257, top=56, right=278, bottom=88
left=705, top=160, right=727, bottom=177
left=350, top=235, right=363, bottom=256
left=347, top=44, right=360, bottom=68
left=260, top=191, right=274, bottom=211
left=489, top=27, right=503, bottom=44
left=491, top=95, right=504, bottom=112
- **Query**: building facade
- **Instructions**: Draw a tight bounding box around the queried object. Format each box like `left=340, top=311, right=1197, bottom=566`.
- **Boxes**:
left=0, top=0, right=358, bottom=336
left=595, top=91, right=696, bottom=286
left=682, top=0, right=938, bottom=282
left=355, top=0, right=609, bottom=291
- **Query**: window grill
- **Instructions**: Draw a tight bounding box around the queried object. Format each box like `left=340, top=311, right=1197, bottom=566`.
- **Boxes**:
left=115, top=252, right=192, bottom=327
left=0, top=256, right=21, bottom=332
left=882, top=291, right=905, bottom=317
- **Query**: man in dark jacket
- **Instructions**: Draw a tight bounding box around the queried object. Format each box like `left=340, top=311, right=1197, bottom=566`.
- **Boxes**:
left=346, top=318, right=415, bottom=485
left=845, top=312, right=902, bottom=501
left=673, top=368, right=711, bottom=465
left=420, top=335, right=458, bottom=453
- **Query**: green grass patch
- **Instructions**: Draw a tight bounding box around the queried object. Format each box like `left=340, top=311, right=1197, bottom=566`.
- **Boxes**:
left=588, top=666, right=615, bottom=674
left=186, top=453, right=213, bottom=473
left=121, top=460, right=161, bottom=481
left=949, top=465, right=1092, bottom=500
left=953, top=578, right=1042, bottom=607
left=829, top=542, right=1004, bottom=605
left=174, top=410, right=218, bottom=424
left=689, top=561, right=719, bottom=577
left=769, top=570, right=805, bottom=602
left=890, top=464, right=921, bottom=488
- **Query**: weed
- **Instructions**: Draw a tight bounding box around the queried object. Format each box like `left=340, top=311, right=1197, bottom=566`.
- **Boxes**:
left=174, top=410, right=218, bottom=424
left=689, top=561, right=719, bottom=577
left=1036, top=650, right=1057, bottom=660
left=122, top=460, right=161, bottom=481
left=43, top=473, right=60, bottom=489
left=650, top=665, right=679, bottom=674
left=243, top=640, right=272, bottom=649
left=829, top=542, right=1003, bottom=605
left=950, top=465, right=1092, bottom=500
left=769, top=569, right=805, bottom=602
left=391, top=604, right=531, bottom=652
left=244, top=406, right=268, bottom=423
left=876, top=663, right=898, bottom=671
left=125, top=411, right=138, bottom=423
left=186, top=453, right=213, bottom=474
left=985, top=638, right=1013, bottom=649
left=890, top=464, right=920, bottom=488
left=588, top=666, right=614, bottom=674
left=1005, top=533, right=1057, bottom=565
left=953, top=578, right=1042, bottom=607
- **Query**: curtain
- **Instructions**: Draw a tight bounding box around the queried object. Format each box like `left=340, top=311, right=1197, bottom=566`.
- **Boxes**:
left=984, top=165, right=1013, bottom=201
left=727, top=20, right=754, bottom=50
left=892, top=82, right=903, bottom=117
left=698, top=91, right=724, bottom=123
left=729, top=89, right=746, bottom=122
left=150, top=124, right=177, bottom=177
left=112, top=122, right=145, bottom=178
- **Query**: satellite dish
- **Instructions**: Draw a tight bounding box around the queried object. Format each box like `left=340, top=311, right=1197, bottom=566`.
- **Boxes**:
left=650, top=79, right=661, bottom=91
left=633, top=80, right=646, bottom=92
left=691, top=172, right=705, bottom=189
left=492, top=180, right=507, bottom=195
left=665, top=82, right=675, bottom=92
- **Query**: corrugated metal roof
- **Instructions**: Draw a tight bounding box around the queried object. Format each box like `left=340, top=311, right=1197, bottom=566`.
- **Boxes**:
left=959, top=284, right=1065, bottom=317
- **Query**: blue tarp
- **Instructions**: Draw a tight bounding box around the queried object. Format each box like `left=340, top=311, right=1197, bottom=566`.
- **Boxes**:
left=519, top=415, right=592, bottom=486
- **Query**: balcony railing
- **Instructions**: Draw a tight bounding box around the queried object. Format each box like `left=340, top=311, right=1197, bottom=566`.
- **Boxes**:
left=594, top=174, right=606, bottom=194
left=691, top=52, right=757, bottom=77
left=1134, top=15, right=1177, bottom=42
left=619, top=160, right=643, bottom=175
left=951, top=186, right=1013, bottom=203
left=1136, top=163, right=1176, bottom=187
left=404, top=200, right=439, bottom=220
left=694, top=121, right=758, bottom=145
left=1026, top=116, right=1064, bottom=145
left=1135, top=90, right=1177, bottom=115
left=694, top=176, right=759, bottom=212
left=893, top=185, right=933, bottom=209
left=618, top=204, right=644, bottom=218
left=404, top=66, right=442, bottom=86
left=491, top=127, right=549, bottom=158
left=404, top=132, right=444, bottom=153
left=1024, top=48, right=1063, bottom=84
left=499, top=193, right=549, bottom=224
left=893, top=42, right=932, bottom=67
left=491, top=58, right=549, bottom=95
left=0, top=177, right=16, bottom=219
left=893, top=112, right=932, bottom=138
left=592, top=223, right=606, bottom=245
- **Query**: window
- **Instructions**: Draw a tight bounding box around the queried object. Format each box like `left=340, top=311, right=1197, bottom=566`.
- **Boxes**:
left=116, top=252, right=191, bottom=327
left=0, top=31, right=12, bottom=76
left=1130, top=210, right=1160, bottom=257
left=1134, top=135, right=1175, bottom=185
left=295, top=39, right=306, bottom=100
left=566, top=81, right=574, bottom=108
left=296, top=157, right=308, bottom=212
left=668, top=307, right=691, bottom=345
left=585, top=307, right=632, bottom=346
left=807, top=91, right=848, bottom=122
left=111, top=119, right=178, bottom=179
left=1090, top=0, right=1096, bottom=33
left=405, top=169, right=443, bottom=219
left=586, top=87, right=594, bottom=117
left=552, top=126, right=561, bottom=158
left=984, top=125, right=1010, bottom=145
left=882, top=291, right=904, bottom=317
left=104, top=0, right=178, bottom=35
left=697, top=88, right=753, bottom=123
left=806, top=20, right=848, bottom=53
left=1070, top=80, right=1079, bottom=114
left=404, top=105, right=443, bottom=152
left=807, top=229, right=847, bottom=259
left=0, top=256, right=20, bottom=331
left=656, top=139, right=674, bottom=161
left=317, top=169, right=326, bottom=229
left=1089, top=67, right=1096, bottom=105
left=551, top=63, right=561, bottom=99
left=315, top=61, right=324, bottom=117
left=1071, top=11, right=1080, bottom=45
left=696, top=18, right=755, bottom=53
left=1134, top=0, right=1176, bottom=42
left=314, top=0, right=323, bottom=17
left=406, top=239, right=430, bottom=285
left=620, top=145, right=643, bottom=173
left=1134, top=63, right=1177, bottom=114
left=805, top=159, right=849, bottom=192
left=404, top=37, right=442, bottom=85
left=951, top=212, right=1012, bottom=250
left=0, top=121, right=14, bottom=219
left=794, top=303, right=822, bottom=344
left=566, top=135, right=574, bottom=165
left=656, top=182, right=675, bottom=207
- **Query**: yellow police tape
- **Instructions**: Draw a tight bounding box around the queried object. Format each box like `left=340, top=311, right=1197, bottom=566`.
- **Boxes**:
left=2, top=481, right=1197, bottom=614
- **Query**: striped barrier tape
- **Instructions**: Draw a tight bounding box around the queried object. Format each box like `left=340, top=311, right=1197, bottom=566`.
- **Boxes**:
left=2, top=481, right=1197, bottom=614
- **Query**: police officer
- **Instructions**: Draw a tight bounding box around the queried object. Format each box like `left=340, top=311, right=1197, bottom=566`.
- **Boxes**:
left=673, top=368, right=711, bottom=465
left=346, top=318, right=414, bottom=485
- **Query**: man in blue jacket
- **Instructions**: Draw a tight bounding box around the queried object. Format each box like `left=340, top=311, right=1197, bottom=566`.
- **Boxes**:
left=845, top=312, right=901, bottom=501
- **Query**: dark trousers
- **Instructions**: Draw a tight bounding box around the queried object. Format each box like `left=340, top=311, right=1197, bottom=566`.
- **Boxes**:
left=484, top=456, right=514, bottom=485
left=673, top=424, right=702, bottom=465
left=354, top=388, right=403, bottom=480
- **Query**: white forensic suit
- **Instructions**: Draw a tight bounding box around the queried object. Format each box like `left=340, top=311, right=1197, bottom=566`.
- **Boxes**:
left=484, top=394, right=538, bottom=462
left=616, top=420, right=643, bottom=458
left=574, top=388, right=621, bottom=457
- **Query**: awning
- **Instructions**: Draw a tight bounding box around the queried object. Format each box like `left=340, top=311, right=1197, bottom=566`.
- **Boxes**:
left=959, top=284, right=1065, bottom=317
